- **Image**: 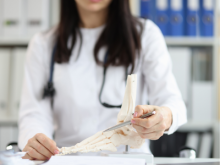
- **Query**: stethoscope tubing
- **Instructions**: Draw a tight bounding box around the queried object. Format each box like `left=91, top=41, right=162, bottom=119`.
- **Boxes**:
left=43, top=44, right=127, bottom=109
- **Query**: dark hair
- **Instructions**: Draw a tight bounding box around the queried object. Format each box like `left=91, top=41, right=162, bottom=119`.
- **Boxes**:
left=55, top=0, right=143, bottom=73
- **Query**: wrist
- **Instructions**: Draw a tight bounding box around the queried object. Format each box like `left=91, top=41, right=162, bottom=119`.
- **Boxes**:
left=161, top=106, right=173, bottom=131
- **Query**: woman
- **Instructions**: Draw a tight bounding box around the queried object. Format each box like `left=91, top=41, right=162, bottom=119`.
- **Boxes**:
left=20, top=0, right=187, bottom=160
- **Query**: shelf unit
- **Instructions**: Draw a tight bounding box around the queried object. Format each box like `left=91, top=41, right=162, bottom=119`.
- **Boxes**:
left=0, top=37, right=31, bottom=46
left=129, top=0, right=220, bottom=158
left=0, top=116, right=17, bottom=126
left=0, top=37, right=215, bottom=47
left=214, top=0, right=220, bottom=159
left=165, top=37, right=215, bottom=46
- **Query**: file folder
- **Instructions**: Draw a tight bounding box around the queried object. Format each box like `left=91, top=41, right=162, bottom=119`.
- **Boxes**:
left=25, top=0, right=50, bottom=37
left=0, top=0, right=3, bottom=36
left=170, top=0, right=184, bottom=36
left=0, top=126, right=18, bottom=151
left=1, top=0, right=25, bottom=37
left=192, top=49, right=212, bottom=81
left=0, top=49, right=11, bottom=116
left=186, top=0, right=200, bottom=36
left=50, top=0, right=60, bottom=26
left=199, top=132, right=212, bottom=158
left=168, top=47, right=191, bottom=110
left=140, top=0, right=155, bottom=20
left=186, top=133, right=200, bottom=152
left=8, top=48, right=26, bottom=116
left=200, top=0, right=214, bottom=36
left=129, top=0, right=140, bottom=17
left=191, top=81, right=213, bottom=122
left=155, top=0, right=169, bottom=36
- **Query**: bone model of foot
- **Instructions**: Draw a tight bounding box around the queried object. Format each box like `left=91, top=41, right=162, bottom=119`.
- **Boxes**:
left=57, top=74, right=145, bottom=155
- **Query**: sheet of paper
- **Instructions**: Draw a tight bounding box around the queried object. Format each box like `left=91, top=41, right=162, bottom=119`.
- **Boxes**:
left=44, top=156, right=145, bottom=165
left=0, top=151, right=34, bottom=165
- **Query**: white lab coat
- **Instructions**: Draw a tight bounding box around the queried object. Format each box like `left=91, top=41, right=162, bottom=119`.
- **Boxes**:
left=18, top=19, right=187, bottom=153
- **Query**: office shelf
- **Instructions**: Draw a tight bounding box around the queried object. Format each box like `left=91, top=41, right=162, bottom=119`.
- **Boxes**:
left=0, top=37, right=30, bottom=46
left=165, top=37, right=215, bottom=46
left=0, top=115, right=17, bottom=126
left=177, top=120, right=215, bottom=132
left=0, top=37, right=216, bottom=46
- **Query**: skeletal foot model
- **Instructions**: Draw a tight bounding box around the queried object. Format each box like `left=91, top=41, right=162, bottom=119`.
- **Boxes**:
left=57, top=74, right=145, bottom=155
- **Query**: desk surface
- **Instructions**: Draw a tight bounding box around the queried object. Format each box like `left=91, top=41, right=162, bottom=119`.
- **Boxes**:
left=154, top=158, right=220, bottom=164
left=32, top=158, right=220, bottom=165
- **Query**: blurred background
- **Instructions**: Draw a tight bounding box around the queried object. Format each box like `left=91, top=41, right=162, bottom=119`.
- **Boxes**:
left=0, top=0, right=219, bottom=159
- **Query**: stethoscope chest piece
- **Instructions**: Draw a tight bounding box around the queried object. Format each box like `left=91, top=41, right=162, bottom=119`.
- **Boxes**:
left=43, top=82, right=56, bottom=99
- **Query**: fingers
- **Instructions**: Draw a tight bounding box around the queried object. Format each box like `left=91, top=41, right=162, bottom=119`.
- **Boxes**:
left=23, top=133, right=58, bottom=160
left=138, top=131, right=164, bottom=140
left=132, top=109, right=162, bottom=128
left=25, top=146, right=48, bottom=160
left=133, top=122, right=166, bottom=134
left=30, top=139, right=53, bottom=159
left=35, top=133, right=59, bottom=155
left=132, top=105, right=167, bottom=140
left=133, top=105, right=157, bottom=118
left=22, top=153, right=34, bottom=160
left=132, top=105, right=173, bottom=140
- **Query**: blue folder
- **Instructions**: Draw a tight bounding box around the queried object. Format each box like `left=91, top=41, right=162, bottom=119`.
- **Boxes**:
left=155, top=0, right=169, bottom=36
left=200, top=0, right=214, bottom=36
left=140, top=0, right=155, bottom=21
left=169, top=0, right=184, bottom=36
left=186, top=0, right=199, bottom=36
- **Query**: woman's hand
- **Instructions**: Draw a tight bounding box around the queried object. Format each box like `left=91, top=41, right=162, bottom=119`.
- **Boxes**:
left=22, top=133, right=59, bottom=160
left=131, top=105, right=172, bottom=140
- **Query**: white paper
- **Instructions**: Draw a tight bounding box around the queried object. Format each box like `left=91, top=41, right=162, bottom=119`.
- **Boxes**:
left=45, top=156, right=145, bottom=165
left=0, top=151, right=34, bottom=165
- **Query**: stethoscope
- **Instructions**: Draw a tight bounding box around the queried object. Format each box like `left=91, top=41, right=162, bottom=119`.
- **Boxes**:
left=42, top=44, right=128, bottom=109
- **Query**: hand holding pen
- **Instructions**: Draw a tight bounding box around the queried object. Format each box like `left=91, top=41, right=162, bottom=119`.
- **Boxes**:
left=131, top=105, right=173, bottom=140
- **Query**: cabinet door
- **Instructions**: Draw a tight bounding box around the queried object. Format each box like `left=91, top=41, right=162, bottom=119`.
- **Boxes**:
left=0, top=126, right=18, bottom=151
